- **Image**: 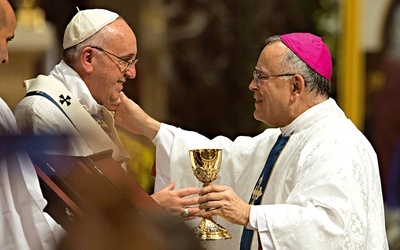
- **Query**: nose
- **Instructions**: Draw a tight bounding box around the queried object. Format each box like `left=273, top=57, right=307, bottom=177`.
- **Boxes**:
left=124, top=65, right=137, bottom=80
left=249, top=76, right=258, bottom=91
left=1, top=51, right=9, bottom=64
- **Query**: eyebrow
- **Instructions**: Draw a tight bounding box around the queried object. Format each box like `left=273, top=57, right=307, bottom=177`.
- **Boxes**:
left=255, top=66, right=267, bottom=74
left=123, top=53, right=136, bottom=60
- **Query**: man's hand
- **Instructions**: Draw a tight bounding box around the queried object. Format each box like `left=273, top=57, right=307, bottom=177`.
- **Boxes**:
left=114, top=92, right=161, bottom=140
left=197, top=184, right=251, bottom=226
left=151, top=180, right=200, bottom=220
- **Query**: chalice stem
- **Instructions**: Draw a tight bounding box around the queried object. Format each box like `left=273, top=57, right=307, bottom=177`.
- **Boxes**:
left=189, top=149, right=231, bottom=240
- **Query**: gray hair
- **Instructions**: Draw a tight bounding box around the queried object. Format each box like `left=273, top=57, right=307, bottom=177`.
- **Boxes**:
left=265, top=36, right=331, bottom=97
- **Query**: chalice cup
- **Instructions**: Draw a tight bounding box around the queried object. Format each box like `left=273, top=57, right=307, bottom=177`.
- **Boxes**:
left=189, top=149, right=231, bottom=240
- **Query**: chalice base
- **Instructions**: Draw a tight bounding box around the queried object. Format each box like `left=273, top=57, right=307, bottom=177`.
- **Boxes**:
left=193, top=217, right=232, bottom=240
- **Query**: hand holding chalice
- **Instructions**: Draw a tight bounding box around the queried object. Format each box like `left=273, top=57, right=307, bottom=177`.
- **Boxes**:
left=189, top=149, right=231, bottom=240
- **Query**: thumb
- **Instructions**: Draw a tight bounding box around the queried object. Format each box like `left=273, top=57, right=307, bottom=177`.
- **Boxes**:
left=166, top=180, right=175, bottom=190
left=159, top=180, right=175, bottom=192
left=119, top=91, right=127, bottom=100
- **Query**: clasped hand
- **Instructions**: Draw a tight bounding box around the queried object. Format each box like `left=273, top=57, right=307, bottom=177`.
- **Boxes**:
left=197, top=184, right=251, bottom=226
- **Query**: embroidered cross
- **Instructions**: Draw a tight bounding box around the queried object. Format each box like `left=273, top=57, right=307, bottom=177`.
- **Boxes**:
left=59, top=94, right=71, bottom=106
left=251, top=176, right=263, bottom=205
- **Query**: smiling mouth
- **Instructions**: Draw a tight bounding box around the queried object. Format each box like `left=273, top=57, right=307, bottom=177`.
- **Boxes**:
left=255, top=98, right=262, bottom=103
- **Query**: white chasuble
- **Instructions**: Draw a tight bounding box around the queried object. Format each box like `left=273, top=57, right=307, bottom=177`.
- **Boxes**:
left=153, top=98, right=388, bottom=250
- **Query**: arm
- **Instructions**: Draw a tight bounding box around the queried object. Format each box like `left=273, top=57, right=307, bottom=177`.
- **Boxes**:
left=114, top=92, right=160, bottom=140
left=115, top=93, right=204, bottom=219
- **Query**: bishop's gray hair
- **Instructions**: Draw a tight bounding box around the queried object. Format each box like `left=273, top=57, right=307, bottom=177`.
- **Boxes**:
left=265, top=35, right=331, bottom=97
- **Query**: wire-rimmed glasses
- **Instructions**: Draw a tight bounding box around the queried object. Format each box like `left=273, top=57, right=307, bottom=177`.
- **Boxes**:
left=90, top=46, right=138, bottom=73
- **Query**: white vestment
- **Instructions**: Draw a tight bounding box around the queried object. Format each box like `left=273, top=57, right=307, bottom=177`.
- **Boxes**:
left=0, top=98, right=63, bottom=249
left=14, top=60, right=128, bottom=164
left=153, top=98, right=388, bottom=249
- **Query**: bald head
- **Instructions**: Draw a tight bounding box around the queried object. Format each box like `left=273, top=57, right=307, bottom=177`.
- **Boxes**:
left=0, top=0, right=16, bottom=64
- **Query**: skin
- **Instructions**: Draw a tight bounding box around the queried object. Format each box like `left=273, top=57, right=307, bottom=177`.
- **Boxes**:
left=152, top=180, right=200, bottom=221
left=114, top=40, right=326, bottom=224
left=76, top=18, right=200, bottom=218
left=74, top=18, right=137, bottom=111
left=114, top=93, right=200, bottom=218
left=197, top=42, right=325, bottom=225
left=0, top=0, right=16, bottom=64
left=249, top=42, right=324, bottom=128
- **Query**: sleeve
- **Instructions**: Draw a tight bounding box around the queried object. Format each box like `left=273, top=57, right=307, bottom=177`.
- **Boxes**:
left=0, top=99, right=18, bottom=135
left=152, top=123, right=178, bottom=192
left=152, top=123, right=236, bottom=191
left=248, top=205, right=275, bottom=249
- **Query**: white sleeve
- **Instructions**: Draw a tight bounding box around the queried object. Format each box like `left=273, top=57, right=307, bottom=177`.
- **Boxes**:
left=248, top=205, right=276, bottom=249
left=152, top=123, right=179, bottom=192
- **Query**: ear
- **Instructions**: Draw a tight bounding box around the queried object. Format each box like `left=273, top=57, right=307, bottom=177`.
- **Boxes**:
left=290, top=74, right=306, bottom=101
left=80, top=47, right=95, bottom=73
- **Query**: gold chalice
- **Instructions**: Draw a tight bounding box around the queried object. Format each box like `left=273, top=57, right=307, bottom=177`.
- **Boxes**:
left=189, top=149, right=231, bottom=240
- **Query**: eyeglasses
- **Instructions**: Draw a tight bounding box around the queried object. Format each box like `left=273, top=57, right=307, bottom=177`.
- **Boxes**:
left=253, top=67, right=295, bottom=86
left=90, top=46, right=138, bottom=73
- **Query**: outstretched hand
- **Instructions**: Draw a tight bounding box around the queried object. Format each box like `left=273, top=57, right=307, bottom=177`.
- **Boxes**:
left=151, top=180, right=200, bottom=220
left=114, top=92, right=161, bottom=140
left=197, top=184, right=251, bottom=226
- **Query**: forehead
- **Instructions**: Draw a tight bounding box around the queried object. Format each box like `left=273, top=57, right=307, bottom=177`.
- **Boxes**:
left=0, top=3, right=16, bottom=36
left=257, top=42, right=288, bottom=71
left=106, top=19, right=137, bottom=51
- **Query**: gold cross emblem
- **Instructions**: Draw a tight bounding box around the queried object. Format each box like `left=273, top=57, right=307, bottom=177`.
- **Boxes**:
left=251, top=176, right=263, bottom=205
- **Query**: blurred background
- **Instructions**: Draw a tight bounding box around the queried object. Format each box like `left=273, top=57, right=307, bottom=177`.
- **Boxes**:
left=1, top=0, right=399, bottom=248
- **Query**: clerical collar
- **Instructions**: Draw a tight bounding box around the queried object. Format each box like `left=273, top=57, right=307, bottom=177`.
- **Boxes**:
left=49, top=60, right=102, bottom=115
left=280, top=99, right=331, bottom=136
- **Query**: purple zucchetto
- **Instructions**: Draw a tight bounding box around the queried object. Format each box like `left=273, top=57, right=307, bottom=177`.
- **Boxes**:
left=279, top=32, right=332, bottom=81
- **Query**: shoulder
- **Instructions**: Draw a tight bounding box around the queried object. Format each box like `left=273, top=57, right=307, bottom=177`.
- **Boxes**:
left=14, top=94, right=59, bottom=116
left=14, top=95, right=71, bottom=134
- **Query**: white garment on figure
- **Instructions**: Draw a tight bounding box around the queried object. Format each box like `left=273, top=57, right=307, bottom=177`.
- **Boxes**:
left=14, top=61, right=128, bottom=164
left=0, top=98, right=64, bottom=249
left=153, top=98, right=389, bottom=250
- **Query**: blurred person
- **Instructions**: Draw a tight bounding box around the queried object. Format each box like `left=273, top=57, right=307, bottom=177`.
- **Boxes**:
left=58, top=195, right=202, bottom=250
left=0, top=0, right=64, bottom=248
left=14, top=8, right=199, bottom=218
left=114, top=32, right=388, bottom=249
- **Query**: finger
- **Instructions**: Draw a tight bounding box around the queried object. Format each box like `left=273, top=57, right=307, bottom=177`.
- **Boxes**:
left=167, top=180, right=175, bottom=190
left=198, top=191, right=225, bottom=204
left=181, top=207, right=201, bottom=221
left=159, top=180, right=174, bottom=192
left=181, top=196, right=199, bottom=207
left=199, top=199, right=221, bottom=211
left=175, top=187, right=200, bottom=197
left=119, top=91, right=127, bottom=99
left=199, top=184, right=226, bottom=195
left=182, top=215, right=198, bottom=221
left=197, top=208, right=220, bottom=218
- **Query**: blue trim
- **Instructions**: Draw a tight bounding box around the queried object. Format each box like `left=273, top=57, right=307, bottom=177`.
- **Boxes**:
left=25, top=91, right=76, bottom=129
left=240, top=135, right=291, bottom=250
